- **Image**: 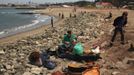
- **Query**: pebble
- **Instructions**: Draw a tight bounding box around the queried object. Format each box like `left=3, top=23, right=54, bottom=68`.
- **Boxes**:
left=112, top=71, right=120, bottom=75
left=31, top=67, right=42, bottom=74
left=5, top=65, right=13, bottom=70
left=0, top=50, right=5, bottom=54
left=23, top=72, right=32, bottom=75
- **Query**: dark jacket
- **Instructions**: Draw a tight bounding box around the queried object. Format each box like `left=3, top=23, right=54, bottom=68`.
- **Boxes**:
left=113, top=16, right=127, bottom=28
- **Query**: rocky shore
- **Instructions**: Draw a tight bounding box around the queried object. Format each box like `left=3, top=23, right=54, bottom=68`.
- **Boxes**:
left=0, top=12, right=105, bottom=75
left=0, top=10, right=134, bottom=75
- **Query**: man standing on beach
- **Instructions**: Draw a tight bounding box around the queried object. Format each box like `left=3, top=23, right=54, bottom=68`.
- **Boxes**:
left=51, top=17, right=54, bottom=27
left=110, top=11, right=128, bottom=46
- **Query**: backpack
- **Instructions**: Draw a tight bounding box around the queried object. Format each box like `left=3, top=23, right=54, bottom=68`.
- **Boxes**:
left=82, top=67, right=100, bottom=75
left=43, top=60, right=56, bottom=70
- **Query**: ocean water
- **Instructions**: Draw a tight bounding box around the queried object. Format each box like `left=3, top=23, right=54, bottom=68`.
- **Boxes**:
left=0, top=8, right=53, bottom=38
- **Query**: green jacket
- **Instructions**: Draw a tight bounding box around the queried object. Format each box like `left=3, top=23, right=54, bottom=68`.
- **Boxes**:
left=63, top=34, right=77, bottom=44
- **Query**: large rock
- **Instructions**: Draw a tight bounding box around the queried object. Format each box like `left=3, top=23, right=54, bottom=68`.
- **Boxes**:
left=31, top=67, right=42, bottom=74
left=4, top=64, right=14, bottom=70
left=4, top=73, right=9, bottom=75
left=100, top=68, right=111, bottom=75
left=112, top=71, right=120, bottom=75
left=101, top=41, right=108, bottom=48
left=0, top=50, right=5, bottom=54
left=115, top=61, right=129, bottom=69
left=128, top=72, right=134, bottom=75
left=123, top=57, right=134, bottom=65
left=127, top=59, right=134, bottom=65
left=23, top=72, right=32, bottom=75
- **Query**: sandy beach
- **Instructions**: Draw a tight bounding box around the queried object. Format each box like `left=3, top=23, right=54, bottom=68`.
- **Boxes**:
left=0, top=7, right=80, bottom=45
left=0, top=7, right=126, bottom=44
left=0, top=7, right=131, bottom=45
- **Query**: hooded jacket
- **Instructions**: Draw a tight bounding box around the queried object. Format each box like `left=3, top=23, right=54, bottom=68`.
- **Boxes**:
left=113, top=16, right=127, bottom=28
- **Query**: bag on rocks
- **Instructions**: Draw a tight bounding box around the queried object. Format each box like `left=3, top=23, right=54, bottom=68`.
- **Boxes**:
left=73, top=43, right=84, bottom=56
left=63, top=62, right=86, bottom=75
left=43, top=60, right=56, bottom=70
left=68, top=64, right=87, bottom=72
left=64, top=66, right=100, bottom=75
left=82, top=66, right=100, bottom=75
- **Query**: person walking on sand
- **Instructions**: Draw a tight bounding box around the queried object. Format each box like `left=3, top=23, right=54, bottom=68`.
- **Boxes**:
left=51, top=17, right=54, bottom=27
left=110, top=11, right=128, bottom=46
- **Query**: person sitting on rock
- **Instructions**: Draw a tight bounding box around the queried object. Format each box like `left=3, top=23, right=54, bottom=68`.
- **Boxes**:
left=29, top=51, right=56, bottom=70
left=57, top=30, right=77, bottom=57
left=57, top=33, right=101, bottom=61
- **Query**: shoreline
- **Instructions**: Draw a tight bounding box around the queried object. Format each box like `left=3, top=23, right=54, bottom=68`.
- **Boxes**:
left=0, top=9, right=61, bottom=45
left=0, top=15, right=55, bottom=39
left=0, top=7, right=130, bottom=45
left=0, top=18, right=61, bottom=45
left=0, top=7, right=79, bottom=45
left=0, top=8, right=53, bottom=39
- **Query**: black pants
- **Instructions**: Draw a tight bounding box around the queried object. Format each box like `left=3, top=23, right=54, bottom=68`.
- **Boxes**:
left=111, top=28, right=124, bottom=42
left=58, top=53, right=101, bottom=62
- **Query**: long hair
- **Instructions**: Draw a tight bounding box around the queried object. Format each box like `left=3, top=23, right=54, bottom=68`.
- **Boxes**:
left=29, top=51, right=40, bottom=63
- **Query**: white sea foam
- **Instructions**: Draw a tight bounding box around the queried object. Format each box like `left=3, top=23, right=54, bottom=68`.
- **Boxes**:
left=0, top=13, right=53, bottom=39
left=0, top=12, right=15, bottom=14
left=0, top=12, right=6, bottom=14
left=13, top=20, right=39, bottom=31
left=34, top=14, right=40, bottom=17
left=0, top=31, right=5, bottom=35
left=40, top=20, right=45, bottom=22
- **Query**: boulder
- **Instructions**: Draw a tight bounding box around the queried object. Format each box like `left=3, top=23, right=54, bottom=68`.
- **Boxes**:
left=23, top=72, right=32, bottom=75
left=0, top=50, right=5, bottom=54
left=31, top=67, right=42, bottom=74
